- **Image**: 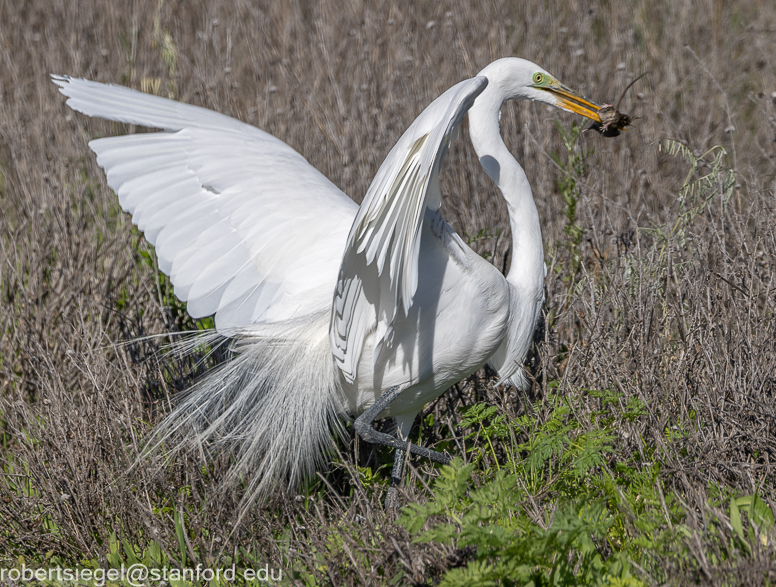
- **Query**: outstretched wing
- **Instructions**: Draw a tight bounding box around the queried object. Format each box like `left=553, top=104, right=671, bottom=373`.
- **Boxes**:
left=330, top=76, right=488, bottom=383
left=53, top=76, right=357, bottom=332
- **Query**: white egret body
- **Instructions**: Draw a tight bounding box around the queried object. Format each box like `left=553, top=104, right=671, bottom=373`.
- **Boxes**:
left=53, top=58, right=602, bottom=506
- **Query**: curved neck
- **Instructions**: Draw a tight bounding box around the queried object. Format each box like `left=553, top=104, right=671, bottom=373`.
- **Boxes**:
left=468, top=89, right=544, bottom=292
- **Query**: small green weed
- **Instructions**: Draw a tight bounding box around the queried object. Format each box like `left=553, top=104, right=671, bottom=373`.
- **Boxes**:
left=551, top=121, right=592, bottom=279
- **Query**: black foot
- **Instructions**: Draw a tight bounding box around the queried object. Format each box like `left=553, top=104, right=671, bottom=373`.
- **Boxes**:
left=354, top=385, right=451, bottom=465
left=356, top=386, right=451, bottom=510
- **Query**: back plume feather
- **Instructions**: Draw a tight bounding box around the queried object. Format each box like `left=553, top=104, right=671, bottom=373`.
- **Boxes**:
left=141, top=312, right=346, bottom=511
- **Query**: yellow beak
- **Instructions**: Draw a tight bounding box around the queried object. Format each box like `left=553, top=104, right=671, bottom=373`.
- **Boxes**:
left=537, top=82, right=603, bottom=123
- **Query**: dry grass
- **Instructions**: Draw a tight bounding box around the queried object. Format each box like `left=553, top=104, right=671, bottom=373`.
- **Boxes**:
left=2, top=0, right=776, bottom=584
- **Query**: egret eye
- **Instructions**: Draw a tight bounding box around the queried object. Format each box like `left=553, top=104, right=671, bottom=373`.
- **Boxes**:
left=532, top=72, right=544, bottom=84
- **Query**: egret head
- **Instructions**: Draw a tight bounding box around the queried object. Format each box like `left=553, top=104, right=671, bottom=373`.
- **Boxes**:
left=477, top=58, right=603, bottom=123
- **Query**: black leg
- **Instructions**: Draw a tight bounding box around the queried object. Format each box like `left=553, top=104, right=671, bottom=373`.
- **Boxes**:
left=354, top=385, right=451, bottom=464
left=384, top=445, right=405, bottom=510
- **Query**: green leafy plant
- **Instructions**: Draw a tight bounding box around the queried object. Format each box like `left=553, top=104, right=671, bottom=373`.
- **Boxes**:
left=730, top=492, right=775, bottom=553
left=550, top=121, right=593, bottom=279
left=399, top=388, right=698, bottom=586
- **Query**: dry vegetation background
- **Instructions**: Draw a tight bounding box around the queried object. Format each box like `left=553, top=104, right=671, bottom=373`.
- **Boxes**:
left=1, top=0, right=776, bottom=585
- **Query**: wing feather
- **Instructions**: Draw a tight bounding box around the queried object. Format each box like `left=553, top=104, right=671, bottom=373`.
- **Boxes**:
left=53, top=75, right=358, bottom=332
left=330, top=76, right=488, bottom=382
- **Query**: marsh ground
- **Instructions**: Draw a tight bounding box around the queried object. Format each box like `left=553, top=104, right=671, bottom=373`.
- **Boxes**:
left=2, top=0, right=776, bottom=584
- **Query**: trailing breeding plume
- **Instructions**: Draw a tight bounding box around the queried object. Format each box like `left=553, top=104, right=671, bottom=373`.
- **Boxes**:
left=53, top=58, right=605, bottom=509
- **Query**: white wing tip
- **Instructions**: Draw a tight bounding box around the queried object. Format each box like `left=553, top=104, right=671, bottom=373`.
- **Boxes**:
left=50, top=74, right=95, bottom=104
left=50, top=74, right=73, bottom=92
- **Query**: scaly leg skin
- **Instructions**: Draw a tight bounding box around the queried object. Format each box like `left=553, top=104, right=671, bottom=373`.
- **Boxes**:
left=354, top=385, right=451, bottom=509
left=384, top=445, right=405, bottom=510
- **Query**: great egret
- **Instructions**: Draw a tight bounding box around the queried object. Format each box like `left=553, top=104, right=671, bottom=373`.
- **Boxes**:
left=53, top=58, right=603, bottom=508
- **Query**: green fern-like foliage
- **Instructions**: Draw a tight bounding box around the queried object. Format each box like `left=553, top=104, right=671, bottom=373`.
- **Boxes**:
left=399, top=389, right=686, bottom=586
